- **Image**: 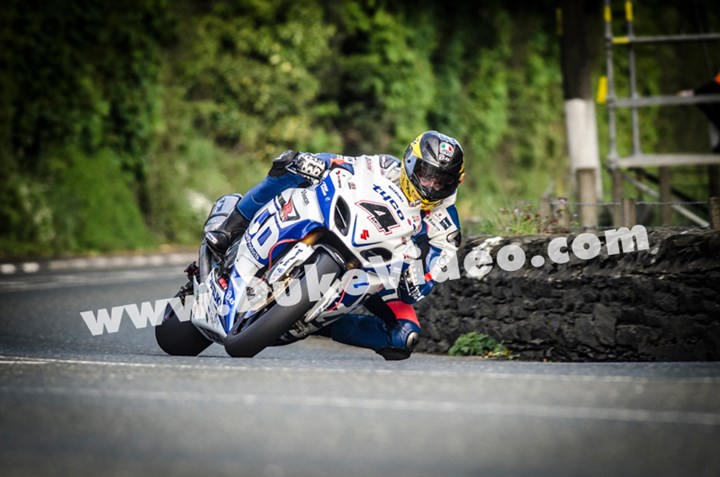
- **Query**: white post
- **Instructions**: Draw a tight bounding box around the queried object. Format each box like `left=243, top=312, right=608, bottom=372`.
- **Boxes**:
left=565, top=98, right=602, bottom=227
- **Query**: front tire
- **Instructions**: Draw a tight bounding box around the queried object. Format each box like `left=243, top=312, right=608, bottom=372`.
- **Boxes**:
left=155, top=287, right=212, bottom=356
left=224, top=250, right=342, bottom=358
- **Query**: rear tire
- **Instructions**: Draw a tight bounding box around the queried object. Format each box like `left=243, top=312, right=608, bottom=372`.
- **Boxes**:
left=155, top=287, right=212, bottom=356
left=224, top=250, right=342, bottom=358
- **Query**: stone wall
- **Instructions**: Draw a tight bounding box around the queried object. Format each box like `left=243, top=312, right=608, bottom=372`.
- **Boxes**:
left=414, top=228, right=720, bottom=361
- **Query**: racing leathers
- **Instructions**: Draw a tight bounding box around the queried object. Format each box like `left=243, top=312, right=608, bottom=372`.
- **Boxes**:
left=223, top=150, right=462, bottom=360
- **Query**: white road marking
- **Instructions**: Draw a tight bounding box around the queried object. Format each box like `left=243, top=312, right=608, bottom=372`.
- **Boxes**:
left=168, top=253, right=194, bottom=265
left=129, top=256, right=150, bottom=267
left=0, top=268, right=178, bottom=292
left=21, top=262, right=40, bottom=273
left=1, top=355, right=719, bottom=384
left=68, top=258, right=90, bottom=269
left=0, top=360, right=48, bottom=365
left=1, top=384, right=719, bottom=426
left=2, top=355, right=719, bottom=425
left=2, top=253, right=197, bottom=275
left=1, top=264, right=17, bottom=274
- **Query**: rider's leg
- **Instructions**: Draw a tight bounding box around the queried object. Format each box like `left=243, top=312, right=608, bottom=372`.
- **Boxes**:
left=204, top=206, right=250, bottom=257
left=204, top=152, right=307, bottom=257
left=327, top=295, right=421, bottom=361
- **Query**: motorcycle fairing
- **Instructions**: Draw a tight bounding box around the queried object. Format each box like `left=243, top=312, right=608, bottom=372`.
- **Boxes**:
left=192, top=164, right=423, bottom=346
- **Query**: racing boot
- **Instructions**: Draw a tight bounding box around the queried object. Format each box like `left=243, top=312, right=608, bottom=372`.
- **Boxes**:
left=204, top=207, right=250, bottom=258
left=327, top=315, right=421, bottom=361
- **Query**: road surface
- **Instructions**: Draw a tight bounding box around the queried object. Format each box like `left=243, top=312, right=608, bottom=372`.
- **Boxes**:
left=1, top=263, right=719, bottom=476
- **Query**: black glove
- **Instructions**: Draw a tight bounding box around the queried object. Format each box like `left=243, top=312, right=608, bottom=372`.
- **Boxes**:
left=398, top=263, right=425, bottom=303
left=268, top=150, right=299, bottom=177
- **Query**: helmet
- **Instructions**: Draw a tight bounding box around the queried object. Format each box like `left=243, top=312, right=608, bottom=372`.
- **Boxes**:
left=400, top=131, right=464, bottom=210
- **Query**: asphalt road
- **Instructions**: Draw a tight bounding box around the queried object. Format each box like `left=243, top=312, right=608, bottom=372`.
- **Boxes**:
left=1, top=264, right=719, bottom=477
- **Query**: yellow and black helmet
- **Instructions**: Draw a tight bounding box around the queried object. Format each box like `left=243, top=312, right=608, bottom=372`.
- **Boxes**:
left=400, top=131, right=464, bottom=210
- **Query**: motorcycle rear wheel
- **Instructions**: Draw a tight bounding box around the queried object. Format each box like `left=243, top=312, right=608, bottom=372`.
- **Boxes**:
left=224, top=250, right=342, bottom=358
left=155, top=287, right=212, bottom=356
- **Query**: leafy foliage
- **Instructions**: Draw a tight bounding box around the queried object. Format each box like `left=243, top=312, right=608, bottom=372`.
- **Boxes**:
left=175, top=0, right=340, bottom=156
left=0, top=0, right=169, bottom=255
left=1, top=0, right=717, bottom=256
left=45, top=148, right=156, bottom=253
left=449, top=332, right=513, bottom=359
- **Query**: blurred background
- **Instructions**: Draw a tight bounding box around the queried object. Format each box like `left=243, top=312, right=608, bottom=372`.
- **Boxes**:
left=1, top=0, right=719, bottom=257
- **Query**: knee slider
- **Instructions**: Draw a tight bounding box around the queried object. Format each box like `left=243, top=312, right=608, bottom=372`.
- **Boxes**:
left=376, top=320, right=421, bottom=361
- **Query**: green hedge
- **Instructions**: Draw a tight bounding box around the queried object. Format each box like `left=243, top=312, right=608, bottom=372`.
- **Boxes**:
left=1, top=0, right=717, bottom=256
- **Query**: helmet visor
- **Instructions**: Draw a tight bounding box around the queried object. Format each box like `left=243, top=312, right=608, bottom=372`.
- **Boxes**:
left=408, top=157, right=460, bottom=201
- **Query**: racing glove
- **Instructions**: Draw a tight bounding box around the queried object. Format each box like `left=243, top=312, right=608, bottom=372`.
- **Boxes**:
left=398, top=262, right=432, bottom=304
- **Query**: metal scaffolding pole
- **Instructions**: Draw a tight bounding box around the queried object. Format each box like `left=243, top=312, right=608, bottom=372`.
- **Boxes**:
left=614, top=94, right=720, bottom=108
left=603, top=0, right=618, bottom=163
left=603, top=0, right=720, bottom=157
left=613, top=32, right=720, bottom=45
left=625, top=1, right=641, bottom=156
left=602, top=0, right=720, bottom=227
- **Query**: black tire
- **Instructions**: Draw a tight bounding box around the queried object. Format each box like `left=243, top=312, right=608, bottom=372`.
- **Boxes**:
left=224, top=250, right=342, bottom=358
left=155, top=287, right=212, bottom=356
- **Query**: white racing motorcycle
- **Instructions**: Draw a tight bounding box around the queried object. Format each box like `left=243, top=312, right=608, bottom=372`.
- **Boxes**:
left=155, top=160, right=422, bottom=357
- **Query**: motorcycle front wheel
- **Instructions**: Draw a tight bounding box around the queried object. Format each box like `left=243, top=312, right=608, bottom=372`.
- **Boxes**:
left=224, top=249, right=342, bottom=358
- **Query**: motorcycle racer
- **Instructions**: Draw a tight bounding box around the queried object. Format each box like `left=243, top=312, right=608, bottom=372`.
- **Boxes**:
left=205, top=131, right=464, bottom=360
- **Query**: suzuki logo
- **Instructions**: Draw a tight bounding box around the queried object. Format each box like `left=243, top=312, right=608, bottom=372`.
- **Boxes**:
left=360, top=230, right=369, bottom=240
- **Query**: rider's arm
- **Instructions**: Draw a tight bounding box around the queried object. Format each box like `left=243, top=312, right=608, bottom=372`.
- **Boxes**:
left=398, top=202, right=462, bottom=304
left=236, top=150, right=334, bottom=220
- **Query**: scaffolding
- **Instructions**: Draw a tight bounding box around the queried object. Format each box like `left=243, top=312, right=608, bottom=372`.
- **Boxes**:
left=601, top=0, right=720, bottom=226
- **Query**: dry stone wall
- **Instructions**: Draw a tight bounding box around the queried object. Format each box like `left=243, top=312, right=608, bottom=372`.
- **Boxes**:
left=414, top=229, right=720, bottom=361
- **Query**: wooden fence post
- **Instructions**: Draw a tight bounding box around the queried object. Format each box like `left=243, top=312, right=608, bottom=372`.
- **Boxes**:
left=555, top=199, right=571, bottom=229
left=577, top=168, right=598, bottom=228
left=710, top=197, right=720, bottom=229
left=539, top=197, right=552, bottom=224
left=659, top=167, right=672, bottom=226
left=612, top=169, right=624, bottom=227
left=622, top=198, right=637, bottom=227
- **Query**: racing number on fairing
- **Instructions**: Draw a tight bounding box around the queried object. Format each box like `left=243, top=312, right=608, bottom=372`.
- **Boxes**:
left=357, top=201, right=399, bottom=234
left=250, top=217, right=280, bottom=258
